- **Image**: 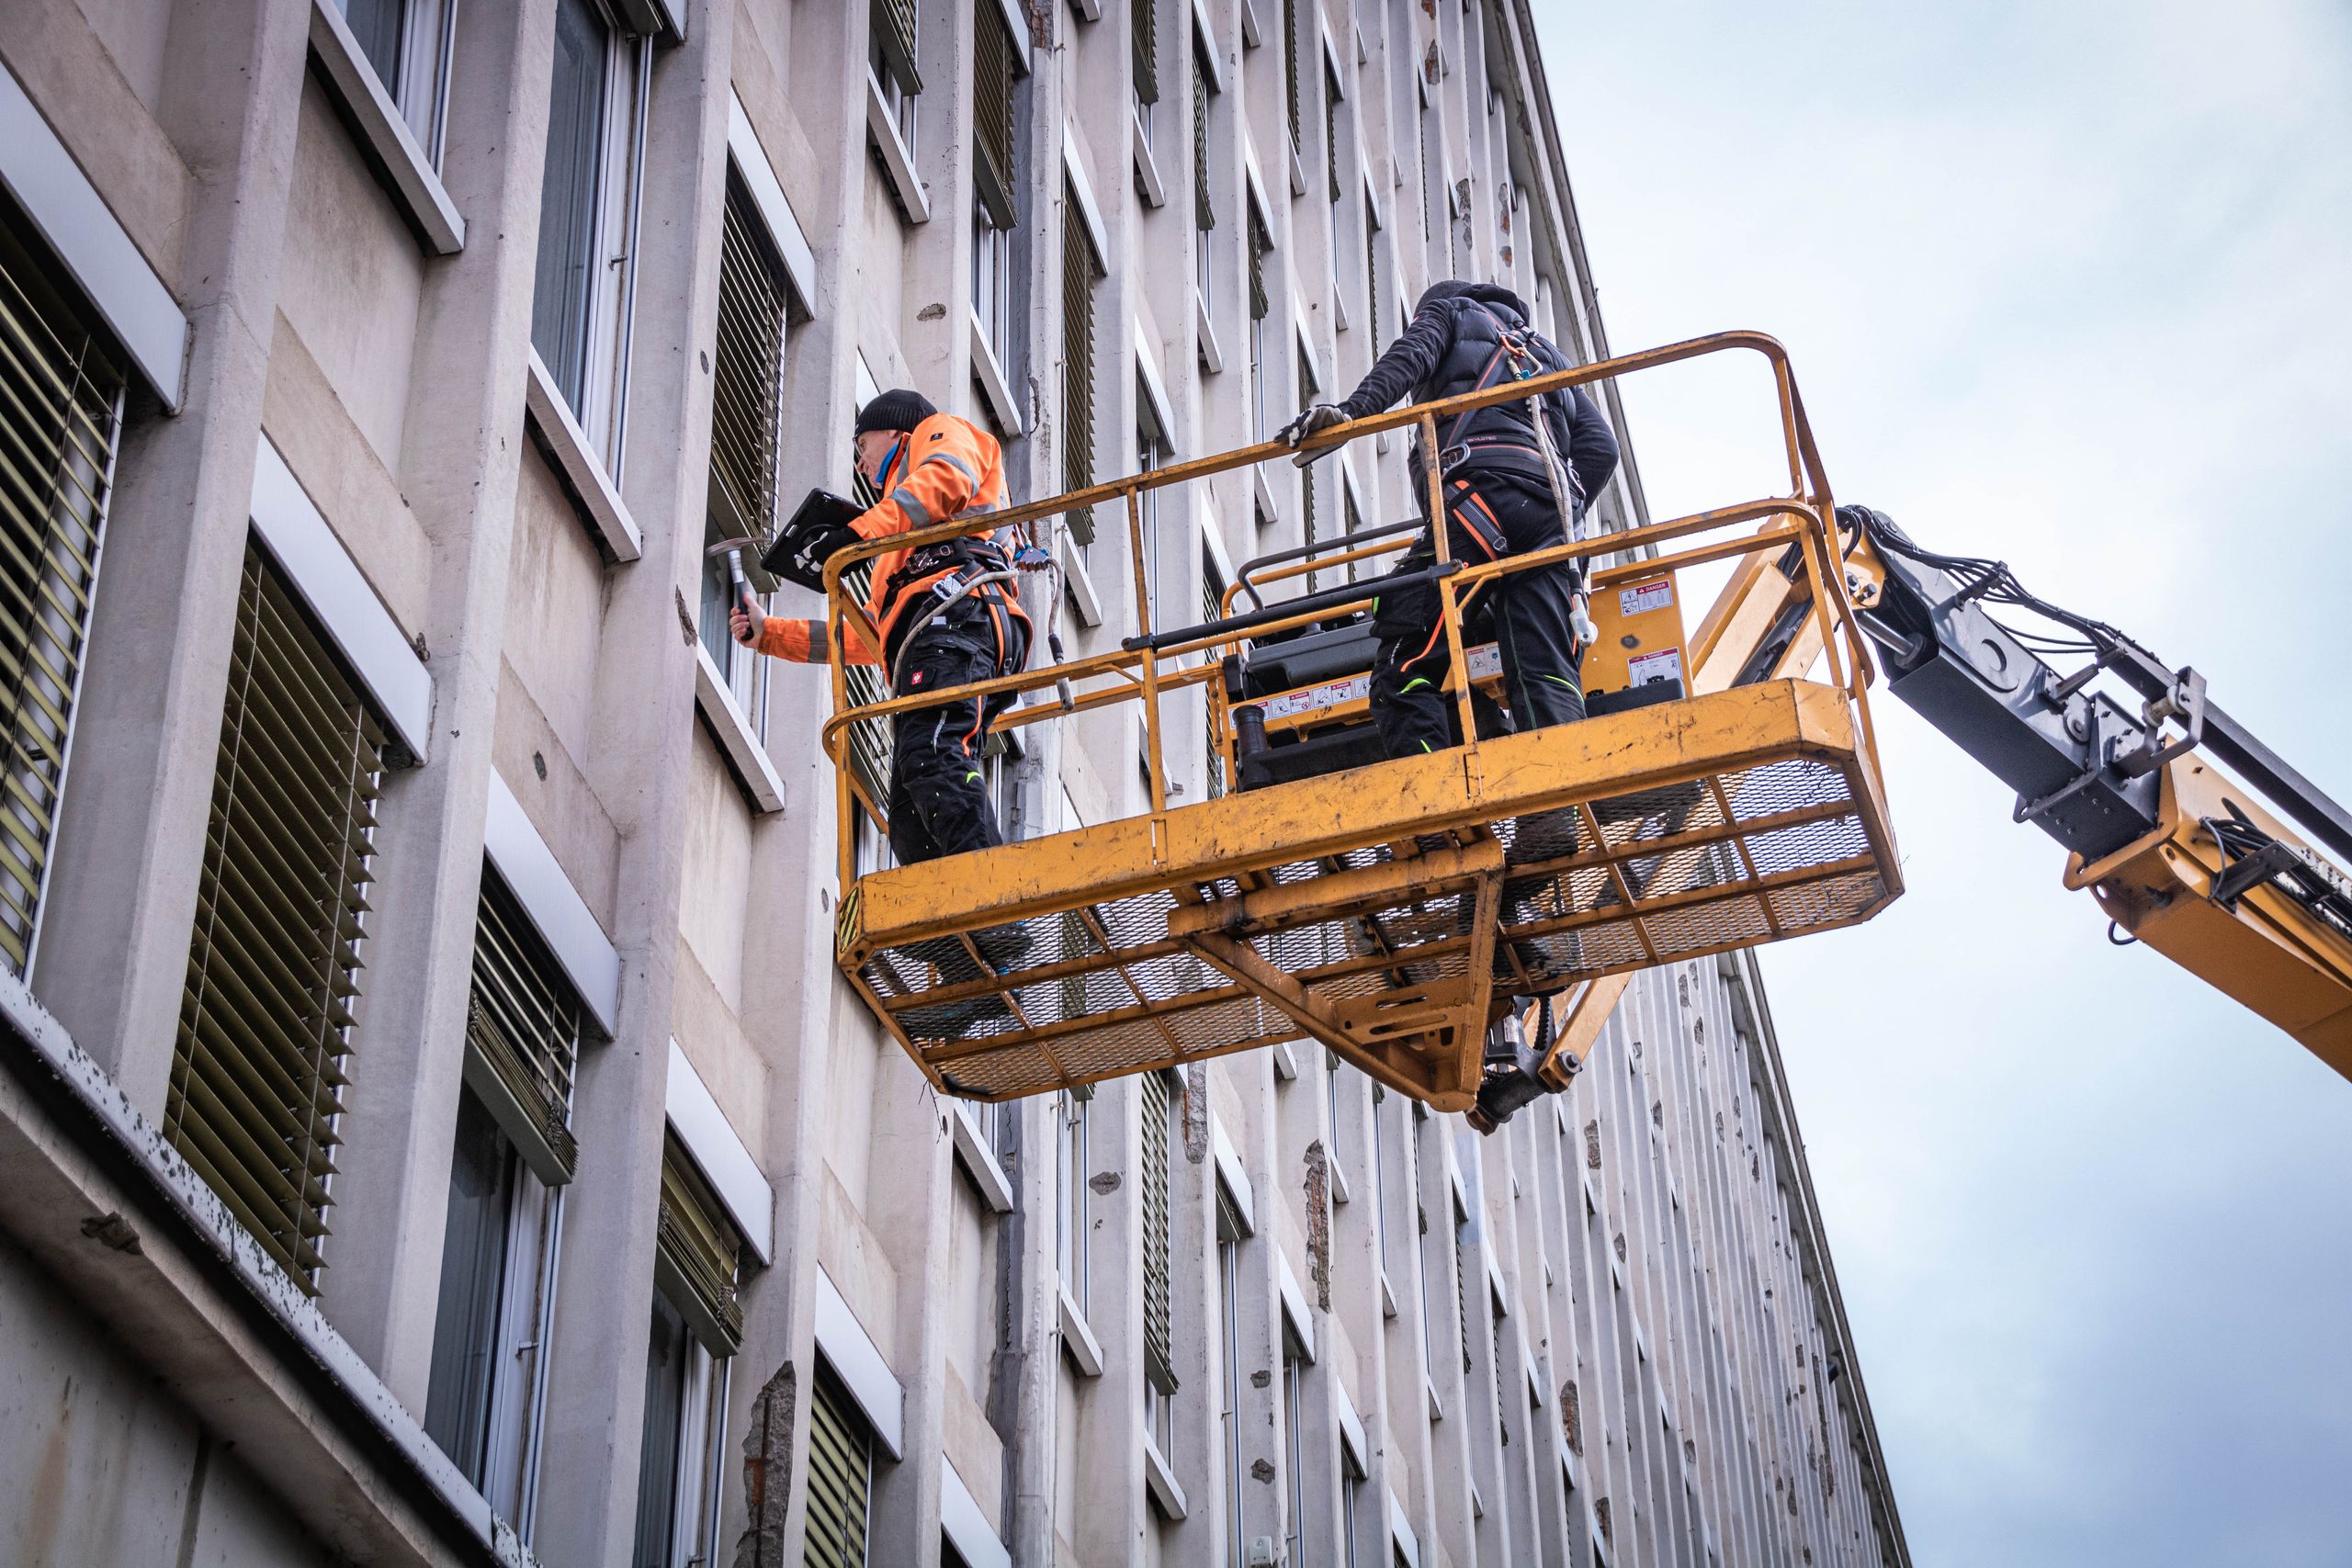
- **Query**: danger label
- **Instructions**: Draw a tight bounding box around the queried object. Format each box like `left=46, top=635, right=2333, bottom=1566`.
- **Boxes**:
left=1627, top=647, right=1684, bottom=688
left=1618, top=579, right=1675, bottom=618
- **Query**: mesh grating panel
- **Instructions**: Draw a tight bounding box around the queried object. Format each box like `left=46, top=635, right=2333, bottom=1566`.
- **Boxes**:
left=849, top=719, right=1897, bottom=1101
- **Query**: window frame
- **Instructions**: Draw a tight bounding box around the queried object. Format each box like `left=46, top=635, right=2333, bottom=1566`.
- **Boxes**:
left=532, top=0, right=650, bottom=471
left=336, top=0, right=458, bottom=169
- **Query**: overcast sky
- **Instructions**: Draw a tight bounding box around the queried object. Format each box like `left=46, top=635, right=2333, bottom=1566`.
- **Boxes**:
left=1529, top=2, right=2352, bottom=1562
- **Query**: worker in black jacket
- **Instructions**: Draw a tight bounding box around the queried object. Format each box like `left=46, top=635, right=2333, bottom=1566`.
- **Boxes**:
left=1279, top=280, right=1619, bottom=760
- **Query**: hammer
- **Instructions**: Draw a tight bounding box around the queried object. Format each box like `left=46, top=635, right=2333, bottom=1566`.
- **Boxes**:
left=707, top=536, right=763, bottom=641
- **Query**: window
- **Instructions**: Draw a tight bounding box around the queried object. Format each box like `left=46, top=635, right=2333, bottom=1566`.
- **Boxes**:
left=1218, top=1190, right=1248, bottom=1568
left=532, top=0, right=648, bottom=463
left=871, top=0, right=922, bottom=149
left=1140, top=1068, right=1178, bottom=1452
left=335, top=0, right=456, bottom=164
left=1246, top=206, right=1272, bottom=444
left=1296, top=344, right=1319, bottom=590
left=1062, top=188, right=1101, bottom=556
left=0, top=209, right=124, bottom=976
left=1417, top=83, right=1434, bottom=246
left=1136, top=387, right=1171, bottom=629
left=1192, top=26, right=1216, bottom=321
left=1322, top=51, right=1342, bottom=202
left=704, top=169, right=802, bottom=731
left=1132, top=0, right=1158, bottom=149
left=1340, top=1438, right=1365, bottom=1568
left=805, top=1359, right=874, bottom=1568
left=1371, top=1087, right=1393, bottom=1275
left=1057, top=1086, right=1092, bottom=1309
left=424, top=1088, right=560, bottom=1527
left=1282, top=1329, right=1307, bottom=1566
left=1201, top=541, right=1227, bottom=797
left=972, top=0, right=1022, bottom=361
left=633, top=1135, right=745, bottom=1567
left=1282, top=0, right=1303, bottom=158
left=422, top=866, right=589, bottom=1528
left=168, top=542, right=389, bottom=1291
left=1325, top=1054, right=1347, bottom=1179
left=1341, top=471, right=1363, bottom=582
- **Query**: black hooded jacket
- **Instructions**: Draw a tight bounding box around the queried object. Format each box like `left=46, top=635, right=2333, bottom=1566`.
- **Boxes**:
left=1335, top=281, right=1619, bottom=506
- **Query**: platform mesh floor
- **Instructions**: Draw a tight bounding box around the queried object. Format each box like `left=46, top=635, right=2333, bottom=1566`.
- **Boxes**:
left=848, top=752, right=1890, bottom=1100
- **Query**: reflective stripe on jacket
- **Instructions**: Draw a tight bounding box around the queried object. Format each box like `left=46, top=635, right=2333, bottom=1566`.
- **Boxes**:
left=754, top=412, right=1030, bottom=664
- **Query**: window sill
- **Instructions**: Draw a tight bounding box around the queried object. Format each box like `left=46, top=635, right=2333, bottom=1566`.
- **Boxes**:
left=1251, top=466, right=1280, bottom=529
left=306, top=0, right=464, bottom=255
left=1327, top=1149, right=1351, bottom=1204
left=1269, top=1039, right=1296, bottom=1079
left=1069, top=0, right=1102, bottom=18
left=1143, top=1437, right=1188, bottom=1520
left=1238, top=0, right=1261, bottom=47
left=1425, top=1375, right=1443, bottom=1424
left=951, top=1100, right=1015, bottom=1213
left=693, top=644, right=786, bottom=814
left=1058, top=1288, right=1103, bottom=1377
left=523, top=349, right=643, bottom=563
left=1193, top=286, right=1223, bottom=376
left=1379, top=1267, right=1397, bottom=1318
left=1132, top=108, right=1166, bottom=209
left=1288, top=140, right=1308, bottom=198
left=1057, top=535, right=1102, bottom=627
left=865, top=71, right=930, bottom=224
left=968, top=310, right=1024, bottom=434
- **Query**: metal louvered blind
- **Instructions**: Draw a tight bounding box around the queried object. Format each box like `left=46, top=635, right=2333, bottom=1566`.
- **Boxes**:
left=1140, top=1067, right=1176, bottom=1393
left=1324, top=59, right=1340, bottom=201
left=709, top=172, right=786, bottom=540
left=1454, top=1223, right=1472, bottom=1373
left=1191, top=44, right=1213, bottom=232
left=0, top=217, right=121, bottom=975
left=1132, top=0, right=1159, bottom=105
left=170, top=543, right=387, bottom=1292
left=656, top=1134, right=744, bottom=1352
left=1283, top=0, right=1302, bottom=151
left=467, top=865, right=585, bottom=1181
left=872, top=0, right=922, bottom=96
left=1247, top=211, right=1271, bottom=321
left=974, top=0, right=1017, bottom=230
left=806, top=1361, right=873, bottom=1568
left=1061, top=199, right=1097, bottom=546
left=1365, top=209, right=1383, bottom=353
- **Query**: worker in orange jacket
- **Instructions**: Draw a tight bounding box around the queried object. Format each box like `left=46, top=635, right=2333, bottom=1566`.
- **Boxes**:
left=732, top=389, right=1033, bottom=868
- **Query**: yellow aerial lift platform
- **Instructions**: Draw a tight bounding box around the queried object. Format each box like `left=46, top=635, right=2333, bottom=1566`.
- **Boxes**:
left=818, top=333, right=1903, bottom=1111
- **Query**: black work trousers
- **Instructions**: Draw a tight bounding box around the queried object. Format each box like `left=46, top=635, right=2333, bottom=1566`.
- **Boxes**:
left=887, top=592, right=1031, bottom=866
left=1368, top=469, right=1585, bottom=760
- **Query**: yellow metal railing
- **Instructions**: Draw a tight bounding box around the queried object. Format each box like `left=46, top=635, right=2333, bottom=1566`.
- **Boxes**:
left=819, top=331, right=1883, bottom=894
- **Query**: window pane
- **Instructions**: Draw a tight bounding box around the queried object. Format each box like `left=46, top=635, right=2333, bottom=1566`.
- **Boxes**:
left=424, top=1087, right=517, bottom=1482
left=533, top=0, right=610, bottom=410
left=631, top=1292, right=691, bottom=1568
left=340, top=0, right=405, bottom=95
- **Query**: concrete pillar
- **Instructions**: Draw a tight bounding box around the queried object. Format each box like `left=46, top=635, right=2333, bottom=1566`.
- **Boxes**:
left=320, top=0, right=559, bottom=1402
left=532, top=0, right=738, bottom=1560
left=33, top=0, right=311, bottom=1113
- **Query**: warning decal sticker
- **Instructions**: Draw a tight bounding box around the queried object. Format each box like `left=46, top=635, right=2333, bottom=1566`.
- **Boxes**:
left=1627, top=647, right=1684, bottom=687
left=1618, top=579, right=1675, bottom=618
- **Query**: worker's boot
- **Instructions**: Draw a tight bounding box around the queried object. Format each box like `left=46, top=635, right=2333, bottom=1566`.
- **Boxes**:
left=1465, top=1014, right=1552, bottom=1134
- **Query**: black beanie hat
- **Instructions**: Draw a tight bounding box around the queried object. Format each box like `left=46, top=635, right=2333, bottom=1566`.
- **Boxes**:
left=854, top=389, right=938, bottom=436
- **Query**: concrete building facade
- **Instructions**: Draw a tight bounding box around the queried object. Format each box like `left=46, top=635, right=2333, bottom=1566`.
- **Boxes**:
left=0, top=0, right=1909, bottom=1565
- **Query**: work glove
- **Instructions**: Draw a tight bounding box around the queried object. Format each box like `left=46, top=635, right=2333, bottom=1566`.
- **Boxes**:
left=1277, top=402, right=1348, bottom=464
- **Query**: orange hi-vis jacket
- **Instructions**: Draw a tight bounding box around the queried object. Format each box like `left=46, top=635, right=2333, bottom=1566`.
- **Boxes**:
left=753, top=411, right=1029, bottom=665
